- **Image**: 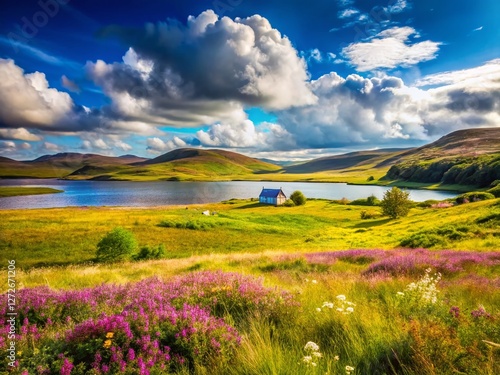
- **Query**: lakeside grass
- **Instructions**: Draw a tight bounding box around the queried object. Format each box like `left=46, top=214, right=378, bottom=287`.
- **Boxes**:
left=0, top=186, right=63, bottom=197
left=1, top=198, right=499, bottom=268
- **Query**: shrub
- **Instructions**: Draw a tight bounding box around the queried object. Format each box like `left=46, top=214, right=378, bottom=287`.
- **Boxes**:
left=416, top=200, right=439, bottom=208
left=367, top=194, right=379, bottom=205
left=133, top=244, right=165, bottom=261
left=400, top=233, right=444, bottom=248
left=360, top=210, right=380, bottom=220
left=331, top=197, right=350, bottom=205
left=96, top=227, right=137, bottom=263
left=367, top=175, right=375, bottom=181
left=350, top=195, right=380, bottom=206
left=380, top=187, right=412, bottom=219
left=283, top=199, right=296, bottom=207
left=456, top=191, right=495, bottom=204
left=290, top=190, right=307, bottom=206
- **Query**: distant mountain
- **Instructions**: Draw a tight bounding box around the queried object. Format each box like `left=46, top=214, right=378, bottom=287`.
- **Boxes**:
left=258, top=158, right=296, bottom=167
left=1, top=128, right=498, bottom=185
left=0, top=152, right=149, bottom=179
left=285, top=149, right=408, bottom=174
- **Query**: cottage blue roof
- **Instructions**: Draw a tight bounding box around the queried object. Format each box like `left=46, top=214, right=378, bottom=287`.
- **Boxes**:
left=259, top=188, right=285, bottom=198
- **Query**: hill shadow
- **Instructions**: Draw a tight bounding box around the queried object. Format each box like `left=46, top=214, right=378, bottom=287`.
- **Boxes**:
left=233, top=202, right=267, bottom=209
left=353, top=218, right=392, bottom=228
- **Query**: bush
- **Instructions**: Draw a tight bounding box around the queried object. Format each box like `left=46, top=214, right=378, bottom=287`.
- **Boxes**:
left=283, top=199, right=296, bottom=207
left=400, top=233, right=445, bottom=248
left=331, top=197, right=350, bottom=205
left=96, top=227, right=137, bottom=263
left=133, top=244, right=165, bottom=261
left=380, top=187, right=412, bottom=219
left=360, top=210, right=380, bottom=220
left=350, top=195, right=380, bottom=206
left=367, top=175, right=375, bottom=181
left=290, top=190, right=307, bottom=206
left=417, top=200, right=439, bottom=208
left=456, top=191, right=495, bottom=204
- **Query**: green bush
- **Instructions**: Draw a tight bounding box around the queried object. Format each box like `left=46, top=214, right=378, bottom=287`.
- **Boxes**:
left=360, top=210, right=380, bottom=219
left=456, top=191, right=495, bottom=204
left=367, top=175, right=375, bottom=181
left=159, top=219, right=217, bottom=230
left=416, top=199, right=439, bottom=208
left=350, top=195, right=380, bottom=206
left=400, top=233, right=444, bottom=248
left=283, top=199, right=296, bottom=207
left=290, top=190, right=307, bottom=206
left=96, top=227, right=137, bottom=263
left=381, top=187, right=412, bottom=219
left=133, top=244, right=165, bottom=261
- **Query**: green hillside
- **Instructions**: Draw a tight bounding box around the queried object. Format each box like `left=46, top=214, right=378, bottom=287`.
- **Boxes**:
left=383, top=128, right=500, bottom=188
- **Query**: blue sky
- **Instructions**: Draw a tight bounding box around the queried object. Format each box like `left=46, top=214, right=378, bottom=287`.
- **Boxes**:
left=0, top=0, right=499, bottom=160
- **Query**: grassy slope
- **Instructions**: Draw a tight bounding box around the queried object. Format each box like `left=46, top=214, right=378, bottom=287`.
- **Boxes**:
left=0, top=187, right=63, bottom=197
left=1, top=128, right=499, bottom=188
left=1, top=198, right=499, bottom=268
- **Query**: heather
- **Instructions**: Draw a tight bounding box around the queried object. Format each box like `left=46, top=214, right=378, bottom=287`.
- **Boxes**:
left=3, top=250, right=499, bottom=374
left=0, top=271, right=295, bottom=374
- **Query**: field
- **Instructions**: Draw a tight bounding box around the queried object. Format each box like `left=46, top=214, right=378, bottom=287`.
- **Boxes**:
left=1, top=198, right=500, bottom=374
left=0, top=187, right=63, bottom=198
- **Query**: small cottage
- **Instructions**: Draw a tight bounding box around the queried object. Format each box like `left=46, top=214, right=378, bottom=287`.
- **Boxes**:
left=259, top=187, right=287, bottom=206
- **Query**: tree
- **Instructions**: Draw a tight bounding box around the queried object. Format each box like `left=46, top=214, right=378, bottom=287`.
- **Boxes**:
left=380, top=187, right=412, bottom=219
left=96, top=227, right=137, bottom=263
left=290, top=190, right=307, bottom=206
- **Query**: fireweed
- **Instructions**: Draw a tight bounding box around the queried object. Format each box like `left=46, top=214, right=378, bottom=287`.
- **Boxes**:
left=0, top=271, right=296, bottom=374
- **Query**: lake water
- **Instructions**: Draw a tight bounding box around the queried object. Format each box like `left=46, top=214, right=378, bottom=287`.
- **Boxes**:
left=0, top=179, right=458, bottom=209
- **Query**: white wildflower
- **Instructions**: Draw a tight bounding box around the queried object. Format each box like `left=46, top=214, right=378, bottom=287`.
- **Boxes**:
left=316, top=308, right=322, bottom=312
left=334, top=355, right=340, bottom=361
left=312, top=351, right=322, bottom=358
left=304, top=341, right=320, bottom=352
left=346, top=307, right=354, bottom=313
left=322, top=302, right=334, bottom=309
left=303, top=355, right=313, bottom=364
left=312, top=279, right=318, bottom=284
left=336, top=294, right=346, bottom=301
left=346, top=365, right=355, bottom=374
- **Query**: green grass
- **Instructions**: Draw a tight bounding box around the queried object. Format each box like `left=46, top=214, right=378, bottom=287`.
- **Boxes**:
left=0, top=186, right=63, bottom=197
left=1, top=198, right=499, bottom=268
left=11, top=253, right=500, bottom=374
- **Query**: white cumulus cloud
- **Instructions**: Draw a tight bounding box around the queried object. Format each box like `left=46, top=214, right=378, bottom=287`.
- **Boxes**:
left=342, top=27, right=441, bottom=71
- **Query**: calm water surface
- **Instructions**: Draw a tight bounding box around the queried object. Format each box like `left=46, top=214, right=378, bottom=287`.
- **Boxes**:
left=0, top=179, right=458, bottom=209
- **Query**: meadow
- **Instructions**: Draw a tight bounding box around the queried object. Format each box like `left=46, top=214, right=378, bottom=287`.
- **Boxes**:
left=0, top=187, right=63, bottom=198
left=1, top=198, right=500, bottom=374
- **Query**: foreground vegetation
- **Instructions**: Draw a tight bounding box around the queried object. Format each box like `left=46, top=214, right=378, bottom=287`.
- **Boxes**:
left=3, top=251, right=499, bottom=374
left=0, top=187, right=63, bottom=198
left=1, top=198, right=499, bottom=268
left=2, top=194, right=499, bottom=374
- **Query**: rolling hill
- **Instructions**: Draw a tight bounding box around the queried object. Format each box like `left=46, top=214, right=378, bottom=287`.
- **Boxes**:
left=284, top=149, right=408, bottom=174
left=382, top=128, right=500, bottom=188
left=0, top=153, right=148, bottom=178
left=1, top=128, right=499, bottom=187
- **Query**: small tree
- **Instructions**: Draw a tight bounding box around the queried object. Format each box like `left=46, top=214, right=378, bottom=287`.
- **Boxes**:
left=381, top=187, right=412, bottom=219
left=96, top=227, right=137, bottom=263
left=290, top=190, right=307, bottom=206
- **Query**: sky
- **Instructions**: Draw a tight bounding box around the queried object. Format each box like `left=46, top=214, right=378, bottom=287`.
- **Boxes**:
left=0, top=0, right=499, bottom=161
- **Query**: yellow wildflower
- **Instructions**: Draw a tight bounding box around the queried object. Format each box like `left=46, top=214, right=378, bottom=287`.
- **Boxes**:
left=103, top=339, right=112, bottom=349
left=106, top=332, right=114, bottom=339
